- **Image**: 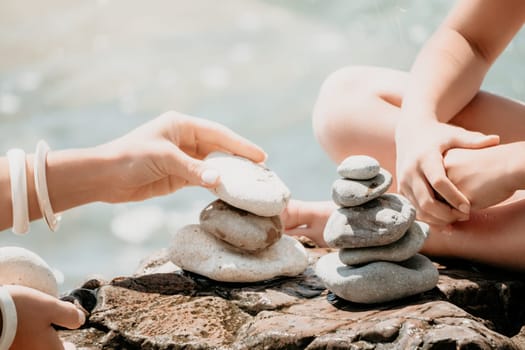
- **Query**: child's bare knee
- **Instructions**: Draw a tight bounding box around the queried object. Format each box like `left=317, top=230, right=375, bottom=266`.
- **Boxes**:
left=313, top=66, right=374, bottom=151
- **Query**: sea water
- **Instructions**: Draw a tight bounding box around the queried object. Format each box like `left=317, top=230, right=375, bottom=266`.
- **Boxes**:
left=0, top=0, right=524, bottom=291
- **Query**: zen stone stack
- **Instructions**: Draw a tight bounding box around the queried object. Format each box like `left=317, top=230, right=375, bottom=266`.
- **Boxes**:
left=169, top=153, right=308, bottom=283
left=316, top=155, right=439, bottom=304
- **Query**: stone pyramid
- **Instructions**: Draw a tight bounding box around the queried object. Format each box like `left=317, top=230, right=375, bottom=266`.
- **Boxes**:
left=316, top=155, right=439, bottom=303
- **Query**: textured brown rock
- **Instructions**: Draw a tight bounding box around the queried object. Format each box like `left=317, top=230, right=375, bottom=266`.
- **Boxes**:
left=60, top=249, right=525, bottom=349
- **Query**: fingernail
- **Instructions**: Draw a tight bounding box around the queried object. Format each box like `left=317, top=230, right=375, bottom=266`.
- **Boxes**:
left=201, top=169, right=219, bottom=185
left=78, top=309, right=86, bottom=325
left=458, top=204, right=470, bottom=214
left=458, top=217, right=469, bottom=222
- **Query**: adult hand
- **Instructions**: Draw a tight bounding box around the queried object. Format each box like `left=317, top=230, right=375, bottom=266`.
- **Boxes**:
left=281, top=199, right=337, bottom=247
left=7, top=285, right=84, bottom=350
left=444, top=143, right=520, bottom=210
left=97, top=111, right=267, bottom=203
left=395, top=119, right=499, bottom=225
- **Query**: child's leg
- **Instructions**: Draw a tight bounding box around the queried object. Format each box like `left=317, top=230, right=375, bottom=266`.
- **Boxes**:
left=312, top=65, right=525, bottom=268
left=313, top=66, right=403, bottom=184
left=425, top=199, right=525, bottom=270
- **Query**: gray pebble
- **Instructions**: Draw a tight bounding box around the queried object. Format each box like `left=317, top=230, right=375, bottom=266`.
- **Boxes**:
left=323, top=193, right=416, bottom=248
left=331, top=168, right=392, bottom=207
left=339, top=221, right=429, bottom=265
left=337, top=155, right=380, bottom=180
left=200, top=199, right=282, bottom=252
left=315, top=253, right=439, bottom=304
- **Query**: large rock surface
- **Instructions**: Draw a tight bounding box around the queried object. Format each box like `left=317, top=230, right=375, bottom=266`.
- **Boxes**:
left=60, top=248, right=525, bottom=349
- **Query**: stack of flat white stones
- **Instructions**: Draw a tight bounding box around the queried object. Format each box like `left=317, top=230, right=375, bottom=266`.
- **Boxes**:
left=169, top=153, right=308, bottom=283
left=315, top=155, right=439, bottom=304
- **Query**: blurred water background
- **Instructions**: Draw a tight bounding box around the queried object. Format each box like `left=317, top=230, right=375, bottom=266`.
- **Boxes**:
left=0, top=0, right=524, bottom=291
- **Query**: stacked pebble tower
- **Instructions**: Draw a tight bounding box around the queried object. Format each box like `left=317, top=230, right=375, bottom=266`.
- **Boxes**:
left=315, top=155, right=439, bottom=304
left=169, top=153, right=308, bottom=283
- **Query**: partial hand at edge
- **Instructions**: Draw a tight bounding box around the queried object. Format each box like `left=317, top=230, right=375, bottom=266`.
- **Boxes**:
left=6, top=285, right=84, bottom=350
left=280, top=199, right=337, bottom=247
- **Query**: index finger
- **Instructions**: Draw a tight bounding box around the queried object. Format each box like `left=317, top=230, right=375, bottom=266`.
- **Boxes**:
left=191, top=118, right=267, bottom=163
left=422, top=154, right=470, bottom=214
left=50, top=299, right=86, bottom=329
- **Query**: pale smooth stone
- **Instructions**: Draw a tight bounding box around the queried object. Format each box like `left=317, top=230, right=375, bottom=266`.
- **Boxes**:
left=324, top=193, right=416, bottom=248
left=200, top=199, right=283, bottom=252
left=0, top=246, right=58, bottom=297
left=337, top=155, right=380, bottom=180
left=331, top=168, right=392, bottom=207
left=204, top=153, right=291, bottom=217
left=315, top=253, right=439, bottom=304
left=169, top=225, right=308, bottom=282
left=339, top=221, right=429, bottom=265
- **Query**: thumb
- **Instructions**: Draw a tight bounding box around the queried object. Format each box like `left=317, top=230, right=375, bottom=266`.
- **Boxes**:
left=170, top=147, right=221, bottom=187
left=51, top=299, right=86, bottom=329
left=450, top=130, right=500, bottom=149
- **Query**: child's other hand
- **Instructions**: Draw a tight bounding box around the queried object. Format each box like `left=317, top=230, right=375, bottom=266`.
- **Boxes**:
left=444, top=143, right=519, bottom=210
left=395, top=119, right=498, bottom=225
left=280, top=199, right=336, bottom=247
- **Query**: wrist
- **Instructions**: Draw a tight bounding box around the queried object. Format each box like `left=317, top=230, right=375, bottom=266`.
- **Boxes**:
left=42, top=147, right=116, bottom=212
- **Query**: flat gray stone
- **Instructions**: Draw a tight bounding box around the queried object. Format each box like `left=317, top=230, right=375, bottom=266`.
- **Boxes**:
left=169, top=225, right=308, bottom=282
left=331, top=168, right=392, bottom=207
left=339, top=221, right=429, bottom=265
left=315, top=253, right=439, bottom=304
left=204, top=152, right=290, bottom=217
left=200, top=199, right=282, bottom=252
left=337, top=155, right=380, bottom=180
left=324, top=193, right=416, bottom=248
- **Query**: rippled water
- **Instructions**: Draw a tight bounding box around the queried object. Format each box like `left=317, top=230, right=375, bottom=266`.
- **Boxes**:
left=1, top=0, right=524, bottom=290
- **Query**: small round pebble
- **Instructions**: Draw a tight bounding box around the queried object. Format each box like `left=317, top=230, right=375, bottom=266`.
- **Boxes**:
left=331, top=168, right=392, bottom=207
left=200, top=199, right=282, bottom=252
left=337, top=155, right=380, bottom=180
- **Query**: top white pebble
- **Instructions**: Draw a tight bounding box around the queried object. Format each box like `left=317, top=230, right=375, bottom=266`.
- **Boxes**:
left=204, top=152, right=291, bottom=217
left=337, top=155, right=380, bottom=180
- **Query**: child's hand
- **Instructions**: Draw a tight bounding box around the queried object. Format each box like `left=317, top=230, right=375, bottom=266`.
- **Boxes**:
left=280, top=200, right=337, bottom=247
left=7, top=285, right=84, bottom=350
left=444, top=143, right=520, bottom=210
left=395, top=119, right=498, bottom=225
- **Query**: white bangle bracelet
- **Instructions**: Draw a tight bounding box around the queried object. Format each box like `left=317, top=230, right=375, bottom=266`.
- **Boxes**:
left=6, top=149, right=29, bottom=235
left=0, top=286, right=18, bottom=350
left=34, top=140, right=61, bottom=232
